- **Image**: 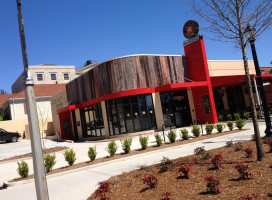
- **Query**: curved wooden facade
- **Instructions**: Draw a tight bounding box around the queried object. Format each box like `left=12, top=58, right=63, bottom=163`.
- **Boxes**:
left=66, top=55, right=188, bottom=105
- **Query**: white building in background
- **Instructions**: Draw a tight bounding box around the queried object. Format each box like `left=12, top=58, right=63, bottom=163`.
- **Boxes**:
left=12, top=64, right=76, bottom=93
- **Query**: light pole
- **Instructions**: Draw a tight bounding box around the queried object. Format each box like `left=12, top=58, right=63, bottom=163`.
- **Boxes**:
left=244, top=24, right=272, bottom=137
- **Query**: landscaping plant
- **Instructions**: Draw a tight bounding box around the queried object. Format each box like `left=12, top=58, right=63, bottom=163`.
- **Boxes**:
left=239, top=194, right=260, bottom=200
left=227, top=121, right=234, bottom=131
left=194, top=146, right=205, bottom=155
left=106, top=141, right=118, bottom=157
left=44, top=154, right=56, bottom=173
left=202, top=151, right=212, bottom=160
left=139, top=135, right=149, bottom=150
left=215, top=123, right=225, bottom=133
left=205, top=123, right=215, bottom=135
left=160, top=156, right=172, bottom=173
left=227, top=114, right=232, bottom=121
left=154, top=133, right=162, bottom=146
left=94, top=181, right=111, bottom=200
left=236, top=118, right=246, bottom=130
left=234, top=142, right=243, bottom=152
left=167, top=130, right=177, bottom=143
left=217, top=114, right=223, bottom=121
left=234, top=112, right=241, bottom=120
left=17, top=160, right=29, bottom=178
left=180, top=129, right=189, bottom=140
left=142, top=174, right=158, bottom=189
left=244, top=147, right=253, bottom=158
left=264, top=138, right=272, bottom=152
left=161, top=191, right=172, bottom=200
left=191, top=124, right=201, bottom=137
left=211, top=153, right=224, bottom=169
left=256, top=111, right=262, bottom=119
left=64, top=149, right=76, bottom=166
left=204, top=174, right=221, bottom=194
left=234, top=162, right=253, bottom=179
left=243, top=112, right=250, bottom=120
left=120, top=137, right=132, bottom=154
left=226, top=140, right=234, bottom=147
left=88, top=146, right=97, bottom=161
left=178, top=164, right=193, bottom=179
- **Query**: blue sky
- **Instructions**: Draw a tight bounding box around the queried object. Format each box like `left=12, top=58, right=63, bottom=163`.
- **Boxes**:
left=0, top=0, right=271, bottom=93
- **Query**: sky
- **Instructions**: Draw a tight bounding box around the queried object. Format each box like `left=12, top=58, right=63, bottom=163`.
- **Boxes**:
left=0, top=0, right=271, bottom=93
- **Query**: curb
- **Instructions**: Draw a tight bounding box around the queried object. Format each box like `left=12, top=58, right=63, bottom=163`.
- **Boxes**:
left=5, top=128, right=253, bottom=187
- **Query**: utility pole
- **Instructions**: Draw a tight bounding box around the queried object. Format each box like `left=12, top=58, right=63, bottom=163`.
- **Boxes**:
left=16, top=0, right=49, bottom=199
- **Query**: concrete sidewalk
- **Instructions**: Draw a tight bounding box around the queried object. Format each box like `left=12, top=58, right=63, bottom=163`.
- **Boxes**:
left=0, top=121, right=267, bottom=200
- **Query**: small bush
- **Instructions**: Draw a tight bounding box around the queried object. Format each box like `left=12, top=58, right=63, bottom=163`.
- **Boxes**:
left=204, top=174, right=221, bottom=194
left=180, top=129, right=189, bottom=140
left=160, top=156, right=172, bottom=173
left=139, top=136, right=149, bottom=150
left=202, top=151, right=212, bottom=160
left=234, top=112, right=241, bottom=120
left=88, top=146, right=97, bottom=161
left=154, top=133, right=162, bottom=147
left=167, top=130, right=177, bottom=143
left=94, top=181, right=111, bottom=200
left=161, top=191, right=172, bottom=200
left=244, top=147, right=253, bottom=158
left=194, top=146, right=205, bottom=155
left=227, top=114, right=232, bottom=121
left=227, top=121, right=234, bottom=131
left=63, top=149, right=76, bottom=166
left=239, top=194, right=260, bottom=200
left=44, top=154, right=56, bottom=173
left=205, top=123, right=215, bottom=135
left=234, top=162, right=253, bottom=179
left=243, top=112, right=250, bottom=120
left=234, top=142, right=243, bottom=152
left=256, top=111, right=262, bottom=119
left=218, top=115, right=224, bottom=121
left=216, top=123, right=225, bottom=133
left=106, top=141, right=118, bottom=157
left=17, top=160, right=29, bottom=178
left=236, top=119, right=246, bottom=130
left=191, top=124, right=201, bottom=137
left=178, top=164, right=193, bottom=179
left=120, top=137, right=132, bottom=154
left=226, top=140, right=234, bottom=147
left=211, top=154, right=224, bottom=169
left=142, top=174, right=158, bottom=189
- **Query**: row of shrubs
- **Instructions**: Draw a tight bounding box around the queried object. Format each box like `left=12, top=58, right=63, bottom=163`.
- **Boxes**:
left=93, top=138, right=272, bottom=200
left=218, top=110, right=265, bottom=121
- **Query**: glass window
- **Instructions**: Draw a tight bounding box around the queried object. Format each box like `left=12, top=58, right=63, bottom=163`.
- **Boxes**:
left=37, top=74, right=43, bottom=81
left=62, top=119, right=70, bottom=134
left=51, top=73, right=57, bottom=80
left=64, top=73, right=69, bottom=80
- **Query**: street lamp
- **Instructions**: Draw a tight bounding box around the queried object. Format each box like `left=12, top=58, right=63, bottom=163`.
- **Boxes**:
left=244, top=24, right=272, bottom=137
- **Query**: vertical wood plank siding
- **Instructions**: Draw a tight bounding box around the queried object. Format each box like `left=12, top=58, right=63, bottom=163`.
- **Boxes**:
left=66, top=55, right=188, bottom=105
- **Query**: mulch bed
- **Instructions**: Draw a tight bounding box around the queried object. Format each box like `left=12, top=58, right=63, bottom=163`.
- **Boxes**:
left=10, top=129, right=245, bottom=182
left=88, top=138, right=272, bottom=200
left=0, top=146, right=68, bottom=163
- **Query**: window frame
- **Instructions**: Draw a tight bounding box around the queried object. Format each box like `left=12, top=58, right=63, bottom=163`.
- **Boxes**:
left=37, top=73, right=44, bottom=81
left=63, top=73, right=69, bottom=80
left=50, top=73, right=57, bottom=81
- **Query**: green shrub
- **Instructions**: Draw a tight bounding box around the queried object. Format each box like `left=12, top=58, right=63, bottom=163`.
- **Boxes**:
left=227, top=121, right=234, bottom=131
left=120, top=137, right=132, bottom=154
left=106, top=141, right=118, bottom=156
left=63, top=149, right=76, bottom=166
left=194, top=146, right=206, bottom=155
left=257, top=111, right=262, bottom=119
left=180, top=129, right=189, bottom=140
left=218, top=115, right=224, bottom=121
left=243, top=112, right=250, bottom=120
left=205, top=123, right=215, bottom=135
left=226, top=140, right=234, bottom=147
left=139, top=136, right=149, bottom=150
left=227, top=114, right=232, bottom=121
left=167, top=130, right=177, bottom=143
left=154, top=133, right=162, bottom=146
left=202, top=151, right=212, bottom=160
left=234, top=112, right=241, bottom=120
left=17, top=160, right=29, bottom=178
left=44, top=154, right=56, bottom=173
left=160, top=156, right=172, bottom=172
left=88, top=146, right=97, bottom=161
left=216, top=123, right=225, bottom=133
left=0, top=115, right=3, bottom=121
left=191, top=124, right=201, bottom=137
left=234, top=142, right=243, bottom=152
left=235, top=119, right=246, bottom=130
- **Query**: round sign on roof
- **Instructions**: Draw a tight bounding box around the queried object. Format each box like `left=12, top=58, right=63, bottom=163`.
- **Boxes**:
left=183, top=20, right=199, bottom=39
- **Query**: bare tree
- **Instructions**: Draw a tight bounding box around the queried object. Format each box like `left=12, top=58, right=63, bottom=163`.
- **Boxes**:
left=184, top=0, right=272, bottom=161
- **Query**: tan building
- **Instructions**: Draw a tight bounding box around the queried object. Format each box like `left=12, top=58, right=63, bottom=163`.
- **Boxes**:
left=12, top=64, right=76, bottom=93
